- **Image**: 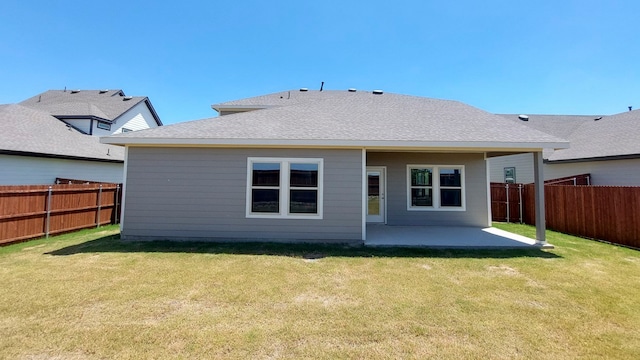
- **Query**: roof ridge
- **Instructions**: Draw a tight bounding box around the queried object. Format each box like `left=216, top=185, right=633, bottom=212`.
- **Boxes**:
left=17, top=89, right=146, bottom=121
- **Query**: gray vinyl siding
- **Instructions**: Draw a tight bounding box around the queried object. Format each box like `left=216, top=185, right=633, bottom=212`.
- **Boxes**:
left=60, top=119, right=91, bottom=134
left=0, top=154, right=123, bottom=185
left=122, top=147, right=362, bottom=242
left=489, top=154, right=640, bottom=186
left=545, top=158, right=640, bottom=186
left=488, top=153, right=535, bottom=184
left=367, top=152, right=489, bottom=227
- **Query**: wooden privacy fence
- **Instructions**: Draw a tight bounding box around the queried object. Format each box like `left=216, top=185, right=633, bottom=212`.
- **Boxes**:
left=525, top=185, right=640, bottom=249
left=490, top=183, right=525, bottom=223
left=492, top=177, right=640, bottom=249
left=491, top=174, right=593, bottom=224
left=544, top=174, right=592, bottom=186
left=0, top=183, right=121, bottom=246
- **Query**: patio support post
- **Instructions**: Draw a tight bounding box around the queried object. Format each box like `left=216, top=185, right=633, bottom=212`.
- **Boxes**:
left=361, top=148, right=367, bottom=242
left=533, top=151, right=546, bottom=245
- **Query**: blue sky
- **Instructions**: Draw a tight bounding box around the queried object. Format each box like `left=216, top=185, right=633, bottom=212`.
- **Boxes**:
left=1, top=0, right=639, bottom=125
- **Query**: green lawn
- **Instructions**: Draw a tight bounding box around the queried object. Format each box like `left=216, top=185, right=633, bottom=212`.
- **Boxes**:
left=0, top=224, right=638, bottom=359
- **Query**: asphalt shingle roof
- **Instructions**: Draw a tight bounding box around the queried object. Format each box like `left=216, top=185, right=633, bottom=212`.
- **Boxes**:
left=105, top=90, right=567, bottom=150
left=0, top=104, right=124, bottom=161
left=498, top=114, right=597, bottom=139
left=548, top=110, right=640, bottom=161
left=212, top=89, right=364, bottom=108
left=20, top=89, right=147, bottom=121
left=499, top=112, right=640, bottom=161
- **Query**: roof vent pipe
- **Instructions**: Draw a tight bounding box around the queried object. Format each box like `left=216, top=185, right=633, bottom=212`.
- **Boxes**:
left=300, top=88, right=308, bottom=92
left=348, top=88, right=357, bottom=92
left=629, top=106, right=633, bottom=111
left=372, top=89, right=383, bottom=95
left=518, top=114, right=529, bottom=121
left=320, top=81, right=324, bottom=91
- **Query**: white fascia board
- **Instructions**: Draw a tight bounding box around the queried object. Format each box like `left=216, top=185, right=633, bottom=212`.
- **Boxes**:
left=100, top=136, right=569, bottom=152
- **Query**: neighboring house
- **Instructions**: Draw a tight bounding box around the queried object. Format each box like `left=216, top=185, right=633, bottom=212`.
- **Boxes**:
left=19, top=89, right=162, bottom=136
left=0, top=89, right=162, bottom=185
left=102, top=89, right=567, bottom=245
left=489, top=111, right=640, bottom=185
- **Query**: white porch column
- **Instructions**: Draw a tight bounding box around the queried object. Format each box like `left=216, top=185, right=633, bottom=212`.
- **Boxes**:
left=120, top=145, right=129, bottom=233
left=361, top=148, right=367, bottom=241
left=533, top=151, right=546, bottom=244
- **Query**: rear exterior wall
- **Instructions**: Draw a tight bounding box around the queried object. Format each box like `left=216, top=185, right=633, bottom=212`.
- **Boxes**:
left=367, top=152, right=490, bottom=227
left=122, top=147, right=363, bottom=242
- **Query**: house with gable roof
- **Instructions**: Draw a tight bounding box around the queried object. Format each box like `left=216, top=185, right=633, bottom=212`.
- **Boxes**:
left=102, top=88, right=567, bottom=246
left=19, top=89, right=162, bottom=136
left=489, top=110, right=640, bottom=185
left=0, top=89, right=162, bottom=185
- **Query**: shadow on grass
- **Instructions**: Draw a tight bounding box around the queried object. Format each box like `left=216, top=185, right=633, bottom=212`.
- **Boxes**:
left=46, top=234, right=561, bottom=259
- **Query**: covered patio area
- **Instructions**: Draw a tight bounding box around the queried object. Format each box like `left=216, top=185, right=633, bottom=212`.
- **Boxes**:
left=365, top=225, right=553, bottom=249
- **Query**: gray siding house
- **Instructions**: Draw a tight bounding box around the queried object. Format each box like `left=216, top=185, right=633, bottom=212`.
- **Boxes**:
left=489, top=111, right=640, bottom=185
left=102, top=89, right=568, bottom=245
left=1, top=89, right=163, bottom=185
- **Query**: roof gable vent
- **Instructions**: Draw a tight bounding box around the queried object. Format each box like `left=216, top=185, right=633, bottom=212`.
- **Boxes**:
left=518, top=114, right=529, bottom=121
left=299, top=88, right=308, bottom=92
left=348, top=88, right=357, bottom=92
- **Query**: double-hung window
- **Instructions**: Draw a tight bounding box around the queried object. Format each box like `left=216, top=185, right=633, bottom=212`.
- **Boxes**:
left=407, top=165, right=465, bottom=211
left=247, top=158, right=323, bottom=219
left=409, top=168, right=433, bottom=207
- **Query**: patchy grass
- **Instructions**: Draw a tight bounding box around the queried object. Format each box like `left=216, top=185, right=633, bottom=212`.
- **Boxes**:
left=0, top=224, right=638, bottom=359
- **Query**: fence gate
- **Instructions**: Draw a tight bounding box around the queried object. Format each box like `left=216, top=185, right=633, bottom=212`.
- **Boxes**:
left=490, top=183, right=524, bottom=223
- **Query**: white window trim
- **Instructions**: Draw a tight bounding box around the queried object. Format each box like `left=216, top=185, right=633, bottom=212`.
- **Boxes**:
left=406, top=164, right=466, bottom=211
left=246, top=157, right=324, bottom=219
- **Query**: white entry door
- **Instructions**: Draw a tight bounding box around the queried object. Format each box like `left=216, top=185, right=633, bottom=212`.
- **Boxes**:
left=366, top=167, right=386, bottom=223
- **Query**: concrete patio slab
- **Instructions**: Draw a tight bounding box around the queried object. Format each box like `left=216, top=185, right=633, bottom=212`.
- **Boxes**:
left=365, top=225, right=552, bottom=249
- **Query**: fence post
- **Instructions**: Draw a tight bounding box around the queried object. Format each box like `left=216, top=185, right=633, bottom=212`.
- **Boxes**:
left=505, top=183, right=510, bottom=223
left=115, top=184, right=120, bottom=224
left=45, top=186, right=52, bottom=239
left=96, top=185, right=102, bottom=228
left=518, top=184, right=523, bottom=224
